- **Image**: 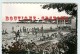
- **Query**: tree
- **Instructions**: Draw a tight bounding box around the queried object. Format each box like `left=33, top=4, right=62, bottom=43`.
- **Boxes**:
left=41, top=3, right=77, bottom=17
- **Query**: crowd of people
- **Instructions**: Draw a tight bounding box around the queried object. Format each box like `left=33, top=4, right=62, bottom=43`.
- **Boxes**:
left=2, top=31, right=71, bottom=54
left=2, top=26, right=77, bottom=54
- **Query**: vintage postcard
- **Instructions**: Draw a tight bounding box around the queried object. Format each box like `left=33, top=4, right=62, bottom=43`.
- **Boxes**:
left=2, top=3, right=77, bottom=54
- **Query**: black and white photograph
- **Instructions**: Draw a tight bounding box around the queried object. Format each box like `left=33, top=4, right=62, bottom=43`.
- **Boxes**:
left=2, top=3, right=77, bottom=54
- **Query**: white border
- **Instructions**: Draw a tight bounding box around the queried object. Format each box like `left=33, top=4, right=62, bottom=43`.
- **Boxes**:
left=1, top=0, right=80, bottom=54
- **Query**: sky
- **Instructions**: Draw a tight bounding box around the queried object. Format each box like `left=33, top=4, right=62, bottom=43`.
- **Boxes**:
left=2, top=3, right=71, bottom=22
